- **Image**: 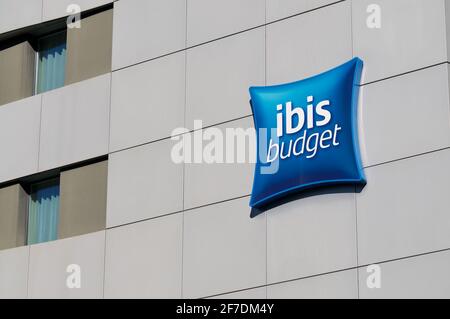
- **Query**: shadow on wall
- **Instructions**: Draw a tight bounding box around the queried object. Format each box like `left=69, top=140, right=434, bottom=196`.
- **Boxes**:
left=250, top=184, right=365, bottom=218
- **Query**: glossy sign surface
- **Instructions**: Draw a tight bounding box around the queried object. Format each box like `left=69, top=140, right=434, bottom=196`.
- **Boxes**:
left=249, top=58, right=365, bottom=213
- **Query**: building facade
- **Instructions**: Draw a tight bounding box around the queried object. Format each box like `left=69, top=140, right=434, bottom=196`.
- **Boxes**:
left=1, top=0, right=450, bottom=299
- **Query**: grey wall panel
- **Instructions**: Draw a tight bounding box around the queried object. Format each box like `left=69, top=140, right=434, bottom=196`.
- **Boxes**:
left=186, top=0, right=265, bottom=46
left=110, top=51, right=185, bottom=152
left=446, top=0, right=450, bottom=61
left=186, top=28, right=264, bottom=129
left=106, top=139, right=183, bottom=228
left=0, top=95, right=41, bottom=183
left=112, top=0, right=186, bottom=70
left=0, top=246, right=29, bottom=299
left=267, top=269, right=358, bottom=299
left=353, top=0, right=447, bottom=84
left=183, top=117, right=255, bottom=209
left=0, top=0, right=42, bottom=34
left=59, top=161, right=108, bottom=239
left=359, top=251, right=450, bottom=299
left=0, top=185, right=27, bottom=251
left=357, top=149, right=450, bottom=265
left=39, top=74, right=110, bottom=171
left=360, top=64, right=450, bottom=167
left=104, top=213, right=183, bottom=298
left=267, top=1, right=352, bottom=84
left=28, top=231, right=105, bottom=298
left=183, top=197, right=266, bottom=298
left=65, top=9, right=113, bottom=85
left=0, top=42, right=35, bottom=106
left=266, top=0, right=340, bottom=22
left=43, top=0, right=113, bottom=21
left=267, top=188, right=357, bottom=284
left=209, top=287, right=266, bottom=299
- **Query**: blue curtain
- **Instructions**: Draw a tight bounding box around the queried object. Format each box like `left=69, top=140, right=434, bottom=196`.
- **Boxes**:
left=27, top=179, right=60, bottom=245
left=36, top=32, right=67, bottom=94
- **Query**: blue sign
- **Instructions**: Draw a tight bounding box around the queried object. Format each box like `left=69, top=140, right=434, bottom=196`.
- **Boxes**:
left=249, top=58, right=366, bottom=216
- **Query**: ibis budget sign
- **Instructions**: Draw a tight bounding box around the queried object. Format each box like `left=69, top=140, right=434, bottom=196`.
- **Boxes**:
left=249, top=58, right=366, bottom=212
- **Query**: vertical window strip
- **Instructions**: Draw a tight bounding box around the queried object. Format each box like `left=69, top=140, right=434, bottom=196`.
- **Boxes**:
left=36, top=31, right=67, bottom=94
left=27, top=179, right=60, bottom=245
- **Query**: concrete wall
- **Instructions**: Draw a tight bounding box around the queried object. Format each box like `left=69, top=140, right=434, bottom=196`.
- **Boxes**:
left=59, top=161, right=108, bottom=239
left=65, top=9, right=113, bottom=85
left=39, top=74, right=110, bottom=172
left=0, top=185, right=27, bottom=251
left=1, top=0, right=450, bottom=298
left=0, top=42, right=35, bottom=106
left=0, top=0, right=42, bottom=34
left=0, top=95, right=41, bottom=183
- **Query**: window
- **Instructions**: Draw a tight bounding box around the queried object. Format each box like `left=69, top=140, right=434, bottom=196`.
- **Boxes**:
left=0, top=6, right=112, bottom=106
left=35, top=31, right=67, bottom=94
left=27, top=178, right=60, bottom=245
left=0, top=159, right=107, bottom=250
